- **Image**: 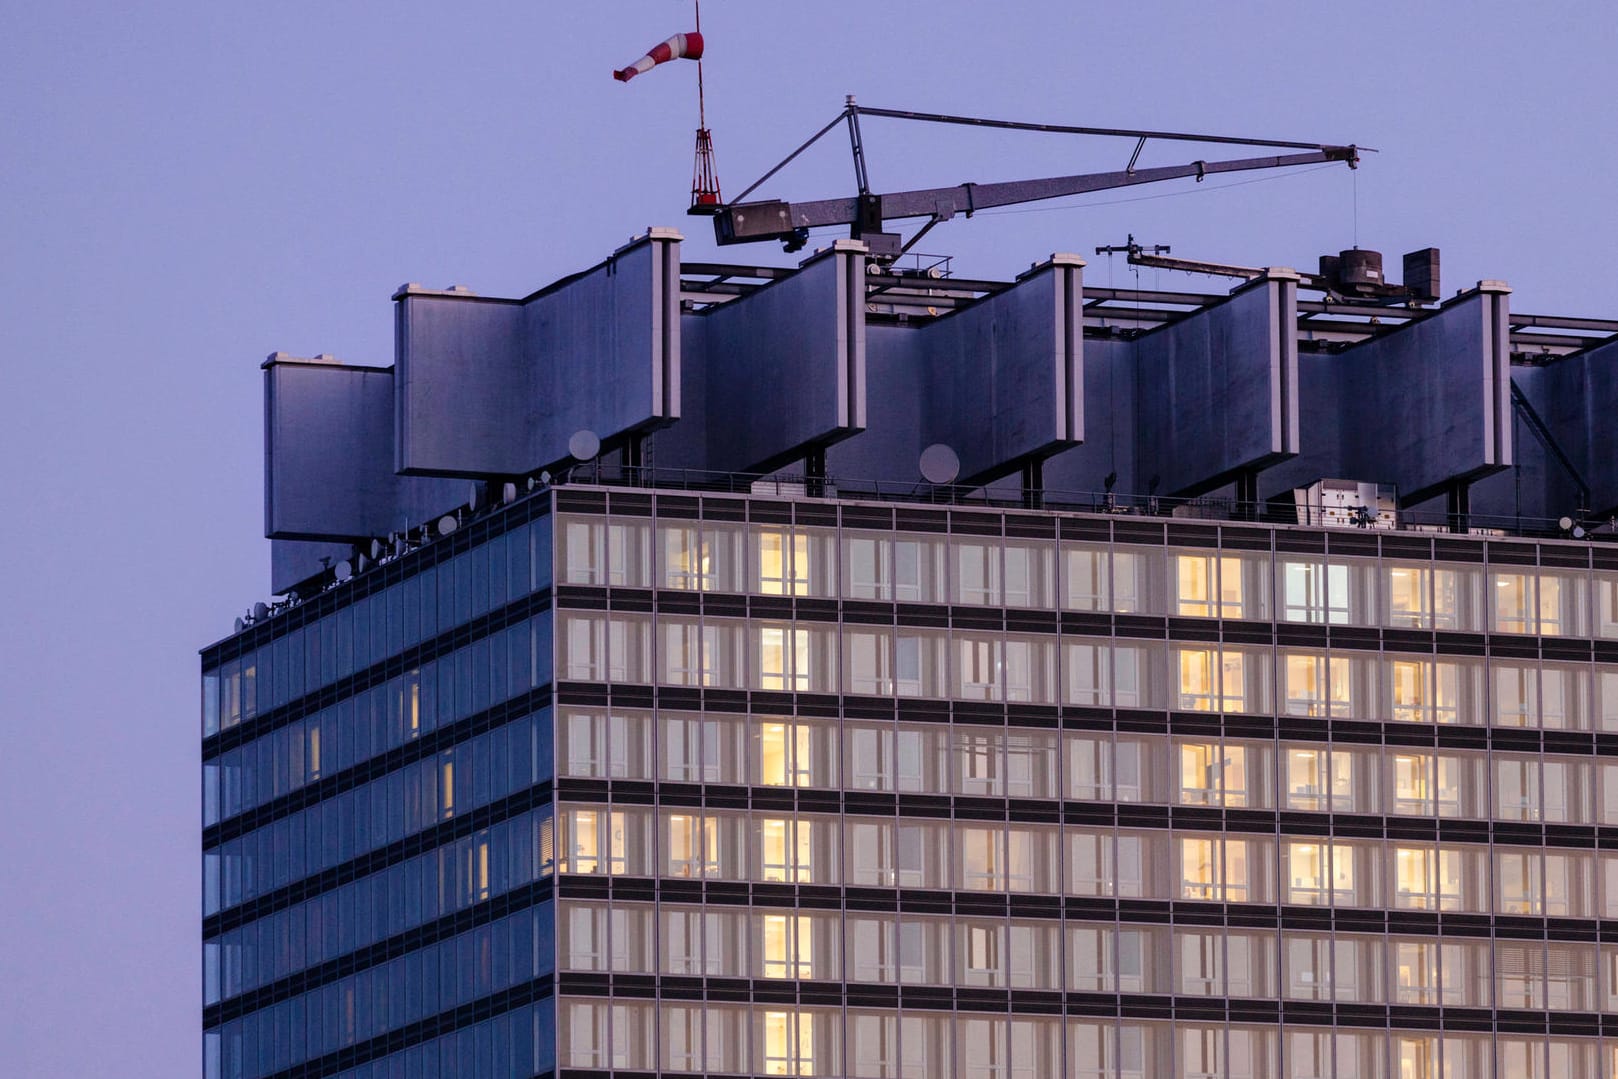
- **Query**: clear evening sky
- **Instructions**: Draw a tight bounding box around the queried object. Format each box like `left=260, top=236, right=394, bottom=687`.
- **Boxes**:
left=3, top=2, right=1616, bottom=1073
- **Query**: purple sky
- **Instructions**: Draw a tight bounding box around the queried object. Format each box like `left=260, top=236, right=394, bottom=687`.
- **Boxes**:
left=3, top=3, right=1617, bottom=1073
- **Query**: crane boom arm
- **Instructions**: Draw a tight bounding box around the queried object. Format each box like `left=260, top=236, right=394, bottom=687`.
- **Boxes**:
left=713, top=146, right=1358, bottom=247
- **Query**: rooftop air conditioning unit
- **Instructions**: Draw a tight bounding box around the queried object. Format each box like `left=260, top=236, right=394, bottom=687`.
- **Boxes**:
left=1293, top=479, right=1397, bottom=530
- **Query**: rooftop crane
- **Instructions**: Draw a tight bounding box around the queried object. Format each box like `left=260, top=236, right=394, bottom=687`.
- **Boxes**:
left=691, top=97, right=1365, bottom=259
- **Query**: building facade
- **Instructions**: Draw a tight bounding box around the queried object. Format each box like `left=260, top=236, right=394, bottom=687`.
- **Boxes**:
left=205, top=231, right=1618, bottom=1078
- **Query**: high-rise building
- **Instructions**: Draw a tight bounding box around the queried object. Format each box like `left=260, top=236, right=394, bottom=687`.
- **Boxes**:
left=203, top=230, right=1618, bottom=1079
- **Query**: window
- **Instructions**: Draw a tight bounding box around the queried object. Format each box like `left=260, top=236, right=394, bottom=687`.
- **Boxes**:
left=1176, top=646, right=1268, bottom=713
left=1180, top=836, right=1249, bottom=902
left=1386, top=656, right=1478, bottom=725
left=757, top=817, right=814, bottom=883
left=1384, top=562, right=1480, bottom=631
left=560, top=808, right=627, bottom=875
left=1178, top=743, right=1248, bottom=806
left=756, top=529, right=811, bottom=596
left=1493, top=570, right=1584, bottom=636
left=1063, top=543, right=1112, bottom=610
left=760, top=913, right=814, bottom=979
left=1392, top=845, right=1461, bottom=910
left=959, top=827, right=1007, bottom=891
left=1282, top=652, right=1352, bottom=717
left=757, top=623, right=810, bottom=691
left=1284, top=747, right=1353, bottom=812
left=1393, top=940, right=1441, bottom=1005
left=954, top=540, right=1003, bottom=605
left=756, top=719, right=814, bottom=787
left=558, top=516, right=651, bottom=587
left=1494, top=756, right=1540, bottom=821
left=761, top=1010, right=815, bottom=1076
left=659, top=521, right=740, bottom=591
left=1285, top=841, right=1353, bottom=905
left=663, top=813, right=717, bottom=878
left=1174, top=553, right=1245, bottom=618
left=559, top=709, right=652, bottom=779
left=1279, top=559, right=1353, bottom=624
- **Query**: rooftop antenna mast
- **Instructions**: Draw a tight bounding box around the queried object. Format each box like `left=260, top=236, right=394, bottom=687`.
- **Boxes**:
left=690, top=0, right=721, bottom=209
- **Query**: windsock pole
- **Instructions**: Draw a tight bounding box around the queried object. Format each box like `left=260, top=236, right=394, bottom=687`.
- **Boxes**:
left=690, top=0, right=722, bottom=208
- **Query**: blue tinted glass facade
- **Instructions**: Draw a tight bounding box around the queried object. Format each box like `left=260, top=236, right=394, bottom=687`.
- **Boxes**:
left=202, top=500, right=557, bottom=1079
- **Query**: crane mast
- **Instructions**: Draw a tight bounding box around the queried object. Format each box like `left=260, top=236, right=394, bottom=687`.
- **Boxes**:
left=692, top=99, right=1364, bottom=259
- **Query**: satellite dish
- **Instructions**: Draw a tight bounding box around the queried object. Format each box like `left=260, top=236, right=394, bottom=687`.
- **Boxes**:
left=919, top=443, right=961, bottom=485
left=334, top=559, right=353, bottom=582
left=502, top=482, right=518, bottom=505
left=467, top=483, right=482, bottom=513
left=1574, top=525, right=1588, bottom=539
left=234, top=616, right=246, bottom=634
left=354, top=553, right=371, bottom=573
left=539, top=470, right=553, bottom=487
left=1559, top=516, right=1575, bottom=531
left=252, top=602, right=269, bottom=621
left=436, top=515, right=459, bottom=537
left=369, top=538, right=385, bottom=561
left=569, top=429, right=601, bottom=462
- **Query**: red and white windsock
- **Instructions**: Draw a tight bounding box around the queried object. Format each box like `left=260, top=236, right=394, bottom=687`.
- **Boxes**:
left=613, top=31, right=704, bottom=82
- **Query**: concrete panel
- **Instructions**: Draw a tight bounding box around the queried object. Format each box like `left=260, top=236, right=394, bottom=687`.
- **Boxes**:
left=1511, top=337, right=1618, bottom=516
left=1341, top=285, right=1511, bottom=506
left=394, top=229, right=681, bottom=477
left=700, top=240, right=866, bottom=474
left=916, top=254, right=1084, bottom=486
left=1039, top=336, right=1137, bottom=499
left=1134, top=271, right=1300, bottom=497
left=1260, top=284, right=1512, bottom=507
left=264, top=356, right=462, bottom=542
left=824, top=323, right=925, bottom=490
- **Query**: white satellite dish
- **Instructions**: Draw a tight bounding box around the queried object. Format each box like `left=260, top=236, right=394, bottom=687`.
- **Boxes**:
left=502, top=482, right=518, bottom=505
left=334, top=559, right=354, bottom=582
left=252, top=602, right=269, bottom=621
left=467, top=483, right=482, bottom=513
left=369, top=538, right=385, bottom=561
left=569, top=429, right=601, bottom=461
left=436, top=515, right=459, bottom=537
left=234, top=616, right=246, bottom=634
left=919, top=443, right=962, bottom=485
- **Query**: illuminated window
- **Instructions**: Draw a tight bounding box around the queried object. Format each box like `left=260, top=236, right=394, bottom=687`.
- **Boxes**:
left=1283, top=652, right=1351, bottom=717
left=759, top=818, right=813, bottom=882
left=1392, top=753, right=1447, bottom=816
left=1175, top=554, right=1245, bottom=619
left=759, top=624, right=810, bottom=691
left=1180, top=837, right=1248, bottom=902
left=757, top=530, right=811, bottom=596
left=761, top=914, right=814, bottom=979
left=1286, top=841, right=1353, bottom=905
left=1392, top=846, right=1461, bottom=910
left=1395, top=1036, right=1440, bottom=1079
left=1064, top=545, right=1110, bottom=610
left=1285, top=748, right=1352, bottom=812
left=758, top=720, right=813, bottom=787
left=1387, top=658, right=1462, bottom=724
left=1178, top=743, right=1248, bottom=806
left=561, top=808, right=627, bottom=875
left=762, top=1010, right=815, bottom=1076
